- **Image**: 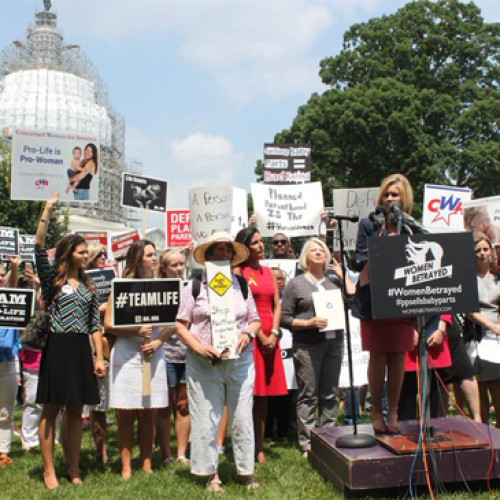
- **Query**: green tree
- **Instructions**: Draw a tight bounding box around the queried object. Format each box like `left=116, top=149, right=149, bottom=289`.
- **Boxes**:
left=0, top=139, right=68, bottom=247
left=260, top=0, right=500, bottom=207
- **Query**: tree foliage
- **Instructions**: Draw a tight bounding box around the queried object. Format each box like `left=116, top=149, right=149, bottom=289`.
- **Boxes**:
left=0, top=139, right=68, bottom=248
left=259, top=0, right=500, bottom=206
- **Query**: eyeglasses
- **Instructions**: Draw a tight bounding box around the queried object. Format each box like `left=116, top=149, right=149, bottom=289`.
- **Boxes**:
left=272, top=239, right=288, bottom=246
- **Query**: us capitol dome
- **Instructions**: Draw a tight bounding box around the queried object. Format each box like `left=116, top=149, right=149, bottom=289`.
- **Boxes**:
left=0, top=0, right=140, bottom=224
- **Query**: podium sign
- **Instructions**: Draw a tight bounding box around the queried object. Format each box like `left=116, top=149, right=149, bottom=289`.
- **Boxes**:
left=369, top=232, right=478, bottom=319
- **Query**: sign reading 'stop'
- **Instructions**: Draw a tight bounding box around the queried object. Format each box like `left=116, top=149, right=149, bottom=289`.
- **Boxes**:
left=263, top=143, right=311, bottom=184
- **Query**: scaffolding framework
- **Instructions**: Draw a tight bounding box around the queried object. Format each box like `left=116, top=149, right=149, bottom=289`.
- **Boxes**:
left=0, top=4, right=141, bottom=223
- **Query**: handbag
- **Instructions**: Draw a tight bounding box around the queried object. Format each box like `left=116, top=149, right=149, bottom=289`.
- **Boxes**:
left=351, top=283, right=373, bottom=320
left=20, top=308, right=51, bottom=350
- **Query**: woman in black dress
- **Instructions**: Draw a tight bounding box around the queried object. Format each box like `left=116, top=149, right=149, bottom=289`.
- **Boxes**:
left=35, top=192, right=105, bottom=489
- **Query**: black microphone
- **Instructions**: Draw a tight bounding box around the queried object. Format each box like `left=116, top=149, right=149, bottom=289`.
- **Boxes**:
left=325, top=211, right=359, bottom=223
left=388, top=202, right=428, bottom=234
left=369, top=205, right=387, bottom=227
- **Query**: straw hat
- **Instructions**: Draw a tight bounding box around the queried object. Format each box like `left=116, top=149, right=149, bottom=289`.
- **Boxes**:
left=193, top=232, right=249, bottom=266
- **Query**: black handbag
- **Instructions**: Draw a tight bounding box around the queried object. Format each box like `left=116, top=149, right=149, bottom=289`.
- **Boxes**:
left=20, top=308, right=51, bottom=350
left=351, top=283, right=373, bottom=320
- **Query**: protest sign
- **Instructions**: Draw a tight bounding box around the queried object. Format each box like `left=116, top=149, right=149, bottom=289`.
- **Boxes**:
left=111, top=278, right=182, bottom=327
left=279, top=327, right=297, bottom=390
left=86, top=268, right=116, bottom=305
left=166, top=209, right=192, bottom=248
left=0, top=227, right=20, bottom=259
left=75, top=230, right=109, bottom=247
left=463, top=196, right=500, bottom=246
left=422, top=184, right=471, bottom=231
left=332, top=187, right=378, bottom=250
left=121, top=173, right=168, bottom=213
left=189, top=186, right=248, bottom=243
left=0, top=288, right=36, bottom=329
left=19, top=234, right=35, bottom=263
left=339, top=314, right=368, bottom=388
left=263, top=143, right=311, bottom=184
left=260, top=259, right=298, bottom=283
left=110, top=230, right=141, bottom=260
left=206, top=260, right=239, bottom=359
left=11, top=128, right=99, bottom=203
left=369, top=232, right=479, bottom=318
left=252, top=182, right=323, bottom=238
left=312, top=289, right=346, bottom=337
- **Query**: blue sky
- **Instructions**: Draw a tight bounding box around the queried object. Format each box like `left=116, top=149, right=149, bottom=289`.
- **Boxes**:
left=0, top=0, right=498, bottom=220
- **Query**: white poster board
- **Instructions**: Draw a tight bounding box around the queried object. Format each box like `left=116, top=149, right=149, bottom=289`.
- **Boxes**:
left=11, top=128, right=100, bottom=203
left=206, top=261, right=239, bottom=359
left=189, top=186, right=248, bottom=243
left=312, top=289, right=346, bottom=337
left=252, top=182, right=324, bottom=237
left=338, top=313, right=368, bottom=388
left=422, top=184, right=471, bottom=231
left=463, top=196, right=500, bottom=246
left=260, top=259, right=298, bottom=283
left=332, top=187, right=378, bottom=250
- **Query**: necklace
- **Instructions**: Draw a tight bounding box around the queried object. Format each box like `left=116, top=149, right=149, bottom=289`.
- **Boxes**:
left=305, top=272, right=324, bottom=285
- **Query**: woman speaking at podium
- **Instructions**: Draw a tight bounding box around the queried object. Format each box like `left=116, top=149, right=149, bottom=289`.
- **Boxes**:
left=352, top=174, right=415, bottom=435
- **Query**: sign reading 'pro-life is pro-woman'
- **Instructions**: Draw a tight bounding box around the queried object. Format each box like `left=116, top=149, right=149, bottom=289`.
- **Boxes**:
left=11, top=128, right=100, bottom=203
left=252, top=182, right=324, bottom=238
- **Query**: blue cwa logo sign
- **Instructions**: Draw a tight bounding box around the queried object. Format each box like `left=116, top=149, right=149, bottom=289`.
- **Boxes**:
left=393, top=239, right=453, bottom=286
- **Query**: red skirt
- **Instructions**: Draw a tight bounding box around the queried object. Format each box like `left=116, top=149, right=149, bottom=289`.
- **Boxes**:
left=361, top=318, right=414, bottom=353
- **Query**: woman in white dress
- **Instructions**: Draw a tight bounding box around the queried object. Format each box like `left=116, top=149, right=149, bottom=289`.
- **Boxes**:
left=104, top=239, right=168, bottom=479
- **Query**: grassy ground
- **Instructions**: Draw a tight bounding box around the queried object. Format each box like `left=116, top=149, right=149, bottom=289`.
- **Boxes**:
left=2, top=408, right=498, bottom=500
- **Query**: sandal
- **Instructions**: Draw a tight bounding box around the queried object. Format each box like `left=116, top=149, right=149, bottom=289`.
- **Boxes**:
left=176, top=456, right=190, bottom=466
left=373, top=423, right=389, bottom=436
left=207, top=478, right=225, bottom=494
left=238, top=475, right=260, bottom=490
left=0, top=455, right=13, bottom=467
left=163, top=456, right=174, bottom=467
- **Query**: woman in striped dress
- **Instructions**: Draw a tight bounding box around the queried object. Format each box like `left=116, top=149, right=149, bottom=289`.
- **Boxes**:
left=35, top=192, right=105, bottom=489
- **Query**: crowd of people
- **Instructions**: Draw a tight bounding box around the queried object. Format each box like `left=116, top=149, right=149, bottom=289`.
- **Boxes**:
left=1, top=177, right=500, bottom=493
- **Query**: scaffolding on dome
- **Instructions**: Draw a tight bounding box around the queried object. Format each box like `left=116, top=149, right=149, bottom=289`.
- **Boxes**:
left=0, top=3, right=140, bottom=223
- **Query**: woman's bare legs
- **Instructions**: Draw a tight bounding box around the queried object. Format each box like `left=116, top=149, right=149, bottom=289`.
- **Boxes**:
left=175, top=384, right=190, bottom=459
left=386, top=352, right=405, bottom=432
left=39, top=403, right=62, bottom=489
left=253, top=396, right=267, bottom=463
left=65, top=404, right=83, bottom=483
left=138, top=409, right=154, bottom=473
left=91, top=410, right=108, bottom=464
left=368, top=352, right=388, bottom=431
left=116, top=409, right=135, bottom=480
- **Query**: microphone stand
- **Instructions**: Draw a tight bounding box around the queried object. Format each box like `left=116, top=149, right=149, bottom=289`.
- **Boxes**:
left=333, top=218, right=376, bottom=448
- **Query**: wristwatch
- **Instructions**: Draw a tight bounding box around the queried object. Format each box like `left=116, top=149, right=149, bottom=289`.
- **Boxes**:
left=244, top=327, right=256, bottom=339
left=271, top=328, right=281, bottom=338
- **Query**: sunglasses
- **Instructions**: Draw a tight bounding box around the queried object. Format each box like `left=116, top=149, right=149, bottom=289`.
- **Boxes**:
left=272, top=239, right=288, bottom=245
left=97, top=251, right=108, bottom=258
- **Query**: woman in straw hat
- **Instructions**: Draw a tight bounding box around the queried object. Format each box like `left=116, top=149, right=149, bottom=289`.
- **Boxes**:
left=175, top=232, right=261, bottom=493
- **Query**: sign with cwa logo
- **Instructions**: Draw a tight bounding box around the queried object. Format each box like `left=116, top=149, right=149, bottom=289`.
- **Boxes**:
left=369, top=232, right=479, bottom=319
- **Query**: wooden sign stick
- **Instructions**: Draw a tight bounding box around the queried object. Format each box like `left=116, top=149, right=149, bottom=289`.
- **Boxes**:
left=142, top=335, right=152, bottom=396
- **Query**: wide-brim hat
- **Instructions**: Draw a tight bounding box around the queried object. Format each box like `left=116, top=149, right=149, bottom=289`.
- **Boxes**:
left=193, top=231, right=249, bottom=266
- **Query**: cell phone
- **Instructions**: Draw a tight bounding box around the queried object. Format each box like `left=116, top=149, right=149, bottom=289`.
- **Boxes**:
left=25, top=262, right=33, bottom=272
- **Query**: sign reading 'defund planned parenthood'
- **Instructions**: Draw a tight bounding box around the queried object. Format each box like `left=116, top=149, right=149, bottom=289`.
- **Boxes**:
left=11, top=128, right=100, bottom=203
left=111, top=279, right=182, bottom=327
left=263, top=143, right=312, bottom=184
left=369, top=232, right=479, bottom=319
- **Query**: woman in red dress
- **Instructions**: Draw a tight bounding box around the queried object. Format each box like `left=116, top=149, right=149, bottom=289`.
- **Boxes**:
left=235, top=227, right=287, bottom=463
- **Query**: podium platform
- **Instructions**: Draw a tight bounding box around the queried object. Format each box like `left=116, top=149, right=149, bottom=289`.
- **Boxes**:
left=310, top=417, right=500, bottom=496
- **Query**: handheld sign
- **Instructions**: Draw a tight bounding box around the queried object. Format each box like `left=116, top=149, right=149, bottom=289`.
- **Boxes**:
left=111, top=279, right=182, bottom=327
left=312, top=288, right=346, bottom=338
left=422, top=184, right=471, bottom=231
left=206, top=261, right=239, bottom=359
left=110, top=230, right=141, bottom=260
left=0, top=227, right=20, bottom=260
left=121, top=173, right=168, bottom=213
left=0, top=288, right=36, bottom=329
left=86, top=268, right=116, bottom=305
left=263, top=143, right=312, bottom=184
left=19, top=234, right=36, bottom=263
left=369, top=232, right=479, bottom=319
left=166, top=209, right=192, bottom=248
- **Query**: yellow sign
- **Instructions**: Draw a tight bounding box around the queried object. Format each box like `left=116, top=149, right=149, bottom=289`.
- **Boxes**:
left=209, top=272, right=232, bottom=296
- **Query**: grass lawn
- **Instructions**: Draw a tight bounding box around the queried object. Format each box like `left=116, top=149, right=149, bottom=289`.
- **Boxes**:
left=2, top=409, right=497, bottom=500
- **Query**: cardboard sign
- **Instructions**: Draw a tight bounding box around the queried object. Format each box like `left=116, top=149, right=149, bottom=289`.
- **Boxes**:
left=189, top=186, right=248, bottom=243
left=206, top=261, right=239, bottom=359
left=0, top=288, right=36, bottom=329
left=369, top=232, right=479, bottom=318
left=86, top=268, right=116, bottom=305
left=422, top=184, right=471, bottom=231
left=110, top=230, right=141, bottom=260
left=19, top=234, right=35, bottom=263
left=263, top=143, right=312, bottom=184
left=463, top=196, right=500, bottom=246
left=312, top=288, right=346, bottom=336
left=252, top=182, right=324, bottom=237
left=75, top=230, right=109, bottom=247
left=11, top=128, right=100, bottom=203
left=0, top=227, right=20, bottom=259
left=111, top=278, right=182, bottom=327
left=166, top=209, right=192, bottom=248
left=121, top=173, right=168, bottom=213
left=260, top=259, right=298, bottom=283
left=338, top=313, right=368, bottom=388
left=332, top=187, right=378, bottom=250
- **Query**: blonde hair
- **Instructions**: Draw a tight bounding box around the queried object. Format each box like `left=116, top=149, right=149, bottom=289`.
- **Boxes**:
left=298, top=237, right=331, bottom=271
left=157, top=249, right=186, bottom=278
left=86, top=241, right=104, bottom=268
left=377, top=173, right=414, bottom=214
